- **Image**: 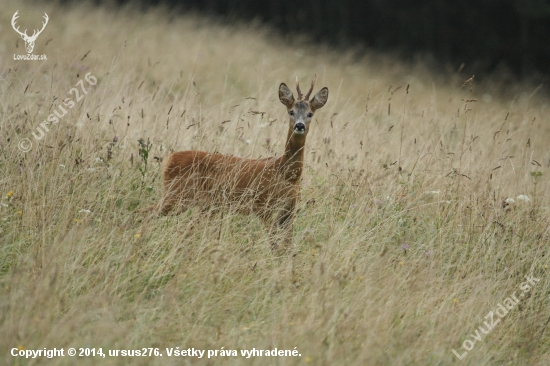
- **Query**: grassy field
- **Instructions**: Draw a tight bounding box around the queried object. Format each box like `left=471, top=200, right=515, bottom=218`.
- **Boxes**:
left=1, top=1, right=550, bottom=365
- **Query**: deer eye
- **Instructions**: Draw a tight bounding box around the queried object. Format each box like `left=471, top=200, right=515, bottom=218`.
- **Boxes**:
left=289, top=111, right=295, bottom=116
left=307, top=113, right=313, bottom=118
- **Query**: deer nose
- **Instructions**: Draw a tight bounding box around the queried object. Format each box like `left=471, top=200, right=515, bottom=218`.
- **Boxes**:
left=294, top=122, right=306, bottom=133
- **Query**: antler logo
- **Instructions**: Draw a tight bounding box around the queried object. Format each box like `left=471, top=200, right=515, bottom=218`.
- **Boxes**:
left=11, top=11, right=49, bottom=54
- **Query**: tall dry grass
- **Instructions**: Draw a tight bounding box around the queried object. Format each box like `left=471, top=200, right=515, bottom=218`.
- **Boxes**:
left=1, top=1, right=549, bottom=365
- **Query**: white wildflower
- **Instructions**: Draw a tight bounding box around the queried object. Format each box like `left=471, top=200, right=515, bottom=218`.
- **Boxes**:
left=516, top=195, right=531, bottom=203
left=482, top=94, right=492, bottom=103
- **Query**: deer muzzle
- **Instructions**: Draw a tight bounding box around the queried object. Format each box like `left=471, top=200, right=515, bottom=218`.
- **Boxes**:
left=294, top=122, right=306, bottom=134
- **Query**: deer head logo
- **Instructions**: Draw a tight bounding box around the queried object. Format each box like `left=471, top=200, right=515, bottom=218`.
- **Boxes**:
left=11, top=11, right=49, bottom=54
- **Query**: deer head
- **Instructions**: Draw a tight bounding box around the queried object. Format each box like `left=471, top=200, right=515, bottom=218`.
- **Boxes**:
left=11, top=11, right=49, bottom=54
left=279, top=76, right=329, bottom=137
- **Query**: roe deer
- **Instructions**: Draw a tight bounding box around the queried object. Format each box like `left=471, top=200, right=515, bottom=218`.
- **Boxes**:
left=158, top=77, right=328, bottom=254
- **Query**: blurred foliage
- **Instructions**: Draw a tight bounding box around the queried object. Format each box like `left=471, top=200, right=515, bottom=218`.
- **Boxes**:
left=515, top=0, right=550, bottom=18
left=86, top=0, right=550, bottom=77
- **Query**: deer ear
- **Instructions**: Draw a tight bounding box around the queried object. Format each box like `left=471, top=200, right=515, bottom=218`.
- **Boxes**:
left=310, top=87, right=328, bottom=112
left=279, top=83, right=295, bottom=108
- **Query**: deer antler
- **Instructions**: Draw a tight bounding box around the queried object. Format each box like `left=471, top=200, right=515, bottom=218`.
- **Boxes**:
left=304, top=74, right=316, bottom=100
left=295, top=76, right=303, bottom=100
left=29, top=13, right=49, bottom=40
left=11, top=11, right=28, bottom=38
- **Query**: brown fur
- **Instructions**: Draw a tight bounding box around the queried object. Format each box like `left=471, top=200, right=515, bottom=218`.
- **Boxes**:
left=156, top=80, right=328, bottom=254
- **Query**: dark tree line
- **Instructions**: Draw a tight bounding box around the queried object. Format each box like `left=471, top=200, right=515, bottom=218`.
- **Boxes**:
left=114, top=0, right=550, bottom=78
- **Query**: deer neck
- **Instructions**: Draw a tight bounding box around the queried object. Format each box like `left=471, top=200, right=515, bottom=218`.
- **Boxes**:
left=281, top=127, right=306, bottom=182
